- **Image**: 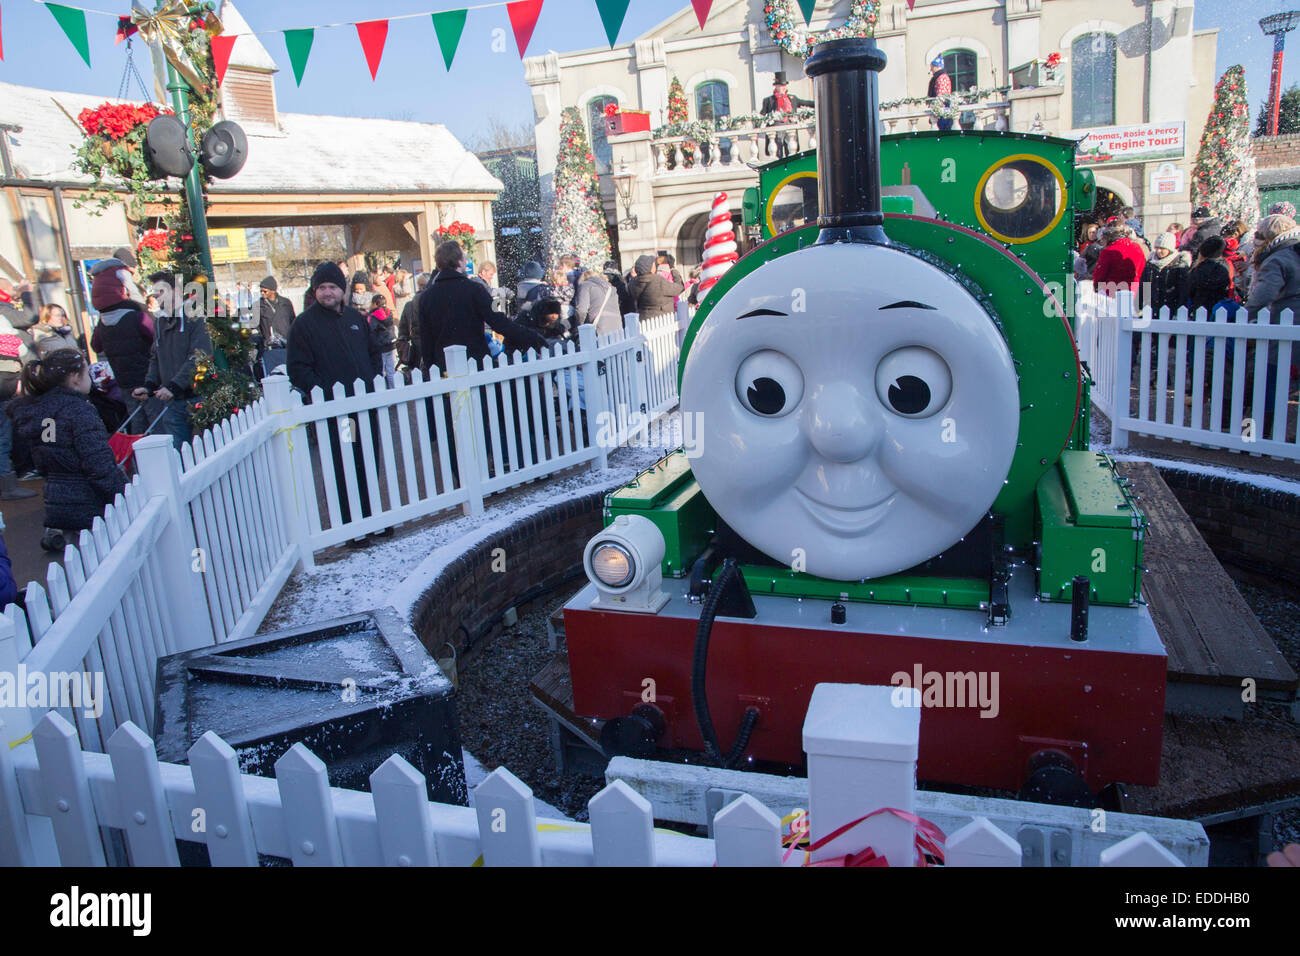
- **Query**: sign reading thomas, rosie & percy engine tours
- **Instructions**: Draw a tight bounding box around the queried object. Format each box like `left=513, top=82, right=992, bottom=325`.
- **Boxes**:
left=1075, top=122, right=1185, bottom=166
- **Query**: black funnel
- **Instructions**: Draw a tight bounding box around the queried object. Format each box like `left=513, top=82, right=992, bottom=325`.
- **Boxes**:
left=804, top=37, right=888, bottom=244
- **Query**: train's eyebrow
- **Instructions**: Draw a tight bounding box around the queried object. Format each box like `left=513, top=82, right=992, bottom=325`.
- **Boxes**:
left=736, top=308, right=788, bottom=319
left=879, top=300, right=937, bottom=311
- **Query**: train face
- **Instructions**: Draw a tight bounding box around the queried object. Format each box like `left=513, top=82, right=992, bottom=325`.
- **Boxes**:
left=561, top=37, right=1163, bottom=799
left=680, top=241, right=1021, bottom=582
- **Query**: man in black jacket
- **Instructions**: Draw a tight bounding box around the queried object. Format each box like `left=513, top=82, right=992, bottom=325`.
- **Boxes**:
left=420, top=241, right=547, bottom=479
left=132, top=273, right=214, bottom=450
left=418, top=240, right=546, bottom=376
left=258, top=276, right=296, bottom=348
left=288, top=261, right=382, bottom=537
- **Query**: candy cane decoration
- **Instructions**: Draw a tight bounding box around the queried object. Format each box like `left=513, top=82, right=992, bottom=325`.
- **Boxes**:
left=698, top=192, right=739, bottom=294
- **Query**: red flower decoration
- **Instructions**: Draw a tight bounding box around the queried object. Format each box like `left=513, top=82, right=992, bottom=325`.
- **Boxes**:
left=1045, top=52, right=1061, bottom=68
left=77, top=102, right=168, bottom=141
left=604, top=103, right=619, bottom=117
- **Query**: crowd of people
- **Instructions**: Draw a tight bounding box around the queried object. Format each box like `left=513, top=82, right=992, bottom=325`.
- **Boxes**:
left=1075, top=201, right=1300, bottom=324
left=285, top=242, right=698, bottom=547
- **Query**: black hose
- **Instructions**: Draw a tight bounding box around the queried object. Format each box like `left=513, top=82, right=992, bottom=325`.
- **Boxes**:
left=691, top=558, right=760, bottom=768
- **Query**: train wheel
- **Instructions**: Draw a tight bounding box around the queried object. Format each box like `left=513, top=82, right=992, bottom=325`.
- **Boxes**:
left=599, top=704, right=666, bottom=758
left=1018, top=750, right=1094, bottom=808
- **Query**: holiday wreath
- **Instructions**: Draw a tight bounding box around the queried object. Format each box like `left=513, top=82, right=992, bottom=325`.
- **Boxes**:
left=763, top=0, right=879, bottom=58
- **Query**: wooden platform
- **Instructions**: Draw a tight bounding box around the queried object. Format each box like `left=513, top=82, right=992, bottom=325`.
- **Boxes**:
left=1115, top=461, right=1299, bottom=716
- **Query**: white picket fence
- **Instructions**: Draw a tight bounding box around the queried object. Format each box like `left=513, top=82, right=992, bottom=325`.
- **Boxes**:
left=0, top=314, right=681, bottom=759
left=0, top=683, right=1202, bottom=867
left=1077, top=284, right=1300, bottom=460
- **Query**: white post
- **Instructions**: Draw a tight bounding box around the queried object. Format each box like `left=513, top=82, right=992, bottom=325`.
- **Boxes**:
left=444, top=346, right=484, bottom=517
left=1074, top=279, right=1093, bottom=365
left=1113, top=293, right=1133, bottom=448
left=577, top=324, right=609, bottom=472
left=803, top=683, right=920, bottom=867
left=623, top=313, right=649, bottom=445
left=133, top=435, right=216, bottom=652
left=261, top=375, right=315, bottom=570
left=0, top=615, right=34, bottom=742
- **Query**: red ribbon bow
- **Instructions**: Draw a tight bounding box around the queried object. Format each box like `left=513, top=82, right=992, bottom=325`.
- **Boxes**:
left=783, top=807, right=946, bottom=867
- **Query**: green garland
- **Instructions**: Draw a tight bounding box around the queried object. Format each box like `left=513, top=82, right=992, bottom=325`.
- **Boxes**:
left=763, top=0, right=878, bottom=58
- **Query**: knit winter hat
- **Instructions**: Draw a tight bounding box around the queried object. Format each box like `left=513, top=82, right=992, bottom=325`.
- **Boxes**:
left=1269, top=200, right=1297, bottom=218
left=634, top=255, right=655, bottom=275
left=310, top=261, right=347, bottom=293
left=259, top=275, right=277, bottom=291
left=111, top=246, right=138, bottom=269
left=1254, top=213, right=1297, bottom=246
left=1154, top=231, right=1176, bottom=252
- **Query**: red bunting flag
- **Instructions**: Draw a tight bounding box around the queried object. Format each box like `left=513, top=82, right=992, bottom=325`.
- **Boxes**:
left=0, top=5, right=5, bottom=62
left=355, top=19, right=389, bottom=80
left=906, top=0, right=915, bottom=8
left=210, top=34, right=237, bottom=86
left=691, top=0, right=713, bottom=30
left=115, top=15, right=138, bottom=44
left=507, top=0, right=543, bottom=58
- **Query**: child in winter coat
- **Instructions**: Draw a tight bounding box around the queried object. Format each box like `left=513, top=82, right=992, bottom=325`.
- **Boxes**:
left=368, top=294, right=397, bottom=387
left=6, top=349, right=126, bottom=551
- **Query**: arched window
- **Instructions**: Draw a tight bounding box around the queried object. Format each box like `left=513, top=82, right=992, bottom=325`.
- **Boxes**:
left=1072, top=33, right=1116, bottom=129
left=695, top=81, right=730, bottom=122
left=941, top=49, right=978, bottom=94
left=587, top=95, right=617, bottom=169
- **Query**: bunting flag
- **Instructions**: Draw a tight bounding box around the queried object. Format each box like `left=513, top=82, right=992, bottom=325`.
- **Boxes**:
left=0, top=5, right=4, bottom=62
left=506, top=0, right=542, bottom=58
left=595, top=0, right=629, bottom=48
left=906, top=0, right=915, bottom=8
left=431, top=9, right=466, bottom=71
left=209, top=34, right=237, bottom=86
left=796, top=0, right=816, bottom=26
left=355, top=19, right=388, bottom=80
left=691, top=0, right=713, bottom=31
left=46, top=2, right=91, bottom=67
left=115, top=15, right=138, bottom=45
left=283, top=28, right=314, bottom=87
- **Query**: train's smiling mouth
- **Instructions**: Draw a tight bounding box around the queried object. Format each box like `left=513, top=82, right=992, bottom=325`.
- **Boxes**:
left=794, top=489, right=896, bottom=535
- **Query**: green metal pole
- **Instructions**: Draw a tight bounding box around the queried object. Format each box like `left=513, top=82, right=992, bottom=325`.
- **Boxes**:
left=165, top=60, right=214, bottom=280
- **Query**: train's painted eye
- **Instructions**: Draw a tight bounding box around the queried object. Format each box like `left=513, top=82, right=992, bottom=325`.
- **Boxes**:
left=735, top=350, right=803, bottom=417
left=875, top=347, right=952, bottom=418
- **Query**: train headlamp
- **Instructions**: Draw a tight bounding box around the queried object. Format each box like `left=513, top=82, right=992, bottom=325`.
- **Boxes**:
left=584, top=515, right=669, bottom=614
left=590, top=543, right=634, bottom=587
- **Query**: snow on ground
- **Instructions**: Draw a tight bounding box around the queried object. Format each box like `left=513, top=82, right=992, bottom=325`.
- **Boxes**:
left=260, top=412, right=686, bottom=633
left=1090, top=409, right=1300, bottom=496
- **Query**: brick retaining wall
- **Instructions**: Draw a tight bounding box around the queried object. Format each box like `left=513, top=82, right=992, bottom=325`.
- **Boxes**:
left=408, top=491, right=607, bottom=660
left=1253, top=133, right=1300, bottom=168
left=1156, top=467, right=1300, bottom=590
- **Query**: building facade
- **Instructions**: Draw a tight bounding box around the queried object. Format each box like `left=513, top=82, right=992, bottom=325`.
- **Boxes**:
left=526, top=0, right=1218, bottom=269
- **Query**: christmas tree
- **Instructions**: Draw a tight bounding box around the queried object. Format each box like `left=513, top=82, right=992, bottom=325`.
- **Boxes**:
left=1192, top=66, right=1260, bottom=223
left=545, top=107, right=612, bottom=270
left=668, top=76, right=688, bottom=123
left=177, top=27, right=260, bottom=434
left=667, top=75, right=694, bottom=166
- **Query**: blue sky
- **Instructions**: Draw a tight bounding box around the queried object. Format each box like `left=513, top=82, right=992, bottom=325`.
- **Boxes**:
left=2, top=0, right=1299, bottom=146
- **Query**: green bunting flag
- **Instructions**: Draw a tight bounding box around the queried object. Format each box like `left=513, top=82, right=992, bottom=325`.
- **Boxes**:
left=431, top=9, right=467, bottom=71
left=594, top=0, right=630, bottom=47
left=46, top=3, right=90, bottom=67
left=283, top=28, right=314, bottom=87
left=796, top=0, right=816, bottom=27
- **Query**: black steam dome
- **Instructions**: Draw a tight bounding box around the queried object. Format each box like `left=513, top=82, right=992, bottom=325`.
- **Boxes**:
left=805, top=36, right=889, bottom=245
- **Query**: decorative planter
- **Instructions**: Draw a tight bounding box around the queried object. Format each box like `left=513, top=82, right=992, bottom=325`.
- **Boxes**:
left=606, top=110, right=651, bottom=135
